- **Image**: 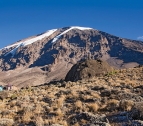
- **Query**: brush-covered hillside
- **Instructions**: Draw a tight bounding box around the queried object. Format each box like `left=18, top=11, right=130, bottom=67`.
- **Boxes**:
left=0, top=66, right=143, bottom=126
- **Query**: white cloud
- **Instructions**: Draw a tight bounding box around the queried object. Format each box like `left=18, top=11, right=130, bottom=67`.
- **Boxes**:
left=137, top=36, right=143, bottom=41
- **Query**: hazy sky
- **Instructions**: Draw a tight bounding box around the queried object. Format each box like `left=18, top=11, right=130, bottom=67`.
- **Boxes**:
left=0, top=0, right=143, bottom=48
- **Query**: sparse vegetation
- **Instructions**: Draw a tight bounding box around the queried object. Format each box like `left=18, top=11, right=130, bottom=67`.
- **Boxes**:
left=0, top=67, right=143, bottom=125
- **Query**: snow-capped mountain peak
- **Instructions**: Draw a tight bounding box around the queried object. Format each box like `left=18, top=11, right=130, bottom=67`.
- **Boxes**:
left=52, top=26, right=92, bottom=43
left=2, top=29, right=57, bottom=56
left=1, top=26, right=93, bottom=56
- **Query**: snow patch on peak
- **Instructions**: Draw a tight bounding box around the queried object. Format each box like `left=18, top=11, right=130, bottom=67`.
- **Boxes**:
left=5, top=43, right=24, bottom=57
left=71, top=26, right=93, bottom=30
left=2, top=29, right=57, bottom=56
left=23, top=29, right=57, bottom=46
left=52, top=26, right=92, bottom=43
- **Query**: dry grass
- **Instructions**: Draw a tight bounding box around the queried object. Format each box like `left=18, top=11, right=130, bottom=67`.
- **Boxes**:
left=0, top=103, right=6, bottom=111
left=0, top=66, right=142, bottom=125
left=75, top=100, right=83, bottom=110
left=82, top=95, right=93, bottom=101
left=74, top=122, right=80, bottom=126
left=90, top=92, right=101, bottom=99
left=106, top=99, right=119, bottom=111
left=22, top=111, right=33, bottom=123
left=119, top=100, right=134, bottom=111
left=0, top=118, right=14, bottom=126
left=48, top=116, right=58, bottom=125
left=57, top=95, right=65, bottom=108
left=35, top=116, right=44, bottom=126
left=56, top=108, right=63, bottom=117
left=34, top=104, right=42, bottom=114
left=63, top=121, right=68, bottom=126
left=87, top=103, right=99, bottom=112
left=71, top=90, right=79, bottom=99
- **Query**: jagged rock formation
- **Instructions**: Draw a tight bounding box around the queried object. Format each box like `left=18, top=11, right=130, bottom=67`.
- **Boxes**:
left=0, top=26, right=143, bottom=87
left=65, top=59, right=113, bottom=82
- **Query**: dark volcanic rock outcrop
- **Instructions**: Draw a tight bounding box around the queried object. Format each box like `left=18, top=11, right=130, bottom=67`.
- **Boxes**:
left=65, top=59, right=113, bottom=82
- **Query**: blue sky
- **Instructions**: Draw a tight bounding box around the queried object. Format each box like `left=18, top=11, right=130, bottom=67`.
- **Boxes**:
left=0, top=0, right=143, bottom=48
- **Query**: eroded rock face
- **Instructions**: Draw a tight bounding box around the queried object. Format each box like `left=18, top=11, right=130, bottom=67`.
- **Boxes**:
left=65, top=59, right=113, bottom=82
left=0, top=27, right=143, bottom=72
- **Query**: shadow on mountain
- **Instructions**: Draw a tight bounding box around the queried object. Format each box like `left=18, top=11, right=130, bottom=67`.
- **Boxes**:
left=108, top=41, right=143, bottom=65
left=29, top=41, right=58, bottom=68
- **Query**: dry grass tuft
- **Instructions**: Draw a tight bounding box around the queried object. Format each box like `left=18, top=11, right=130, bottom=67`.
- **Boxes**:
left=87, top=103, right=99, bottom=112
left=75, top=100, right=82, bottom=110
left=22, top=111, right=33, bottom=123
left=106, top=99, right=119, bottom=111
left=57, top=95, right=65, bottom=108
left=34, top=104, right=42, bottom=114
left=119, top=100, right=134, bottom=111
left=0, top=118, right=14, bottom=126
left=90, top=92, right=101, bottom=99
left=56, top=108, right=63, bottom=117
left=35, top=116, right=44, bottom=126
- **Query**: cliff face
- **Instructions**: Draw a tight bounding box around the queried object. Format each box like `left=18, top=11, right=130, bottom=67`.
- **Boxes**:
left=0, top=26, right=143, bottom=87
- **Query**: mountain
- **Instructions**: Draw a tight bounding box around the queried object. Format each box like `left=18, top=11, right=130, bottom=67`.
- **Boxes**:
left=0, top=26, right=143, bottom=87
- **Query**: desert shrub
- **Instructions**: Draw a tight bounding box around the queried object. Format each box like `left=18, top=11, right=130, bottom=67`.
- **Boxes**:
left=0, top=118, right=14, bottom=126
left=106, top=99, right=119, bottom=111
left=22, top=111, right=33, bottom=123
left=90, top=92, right=101, bottom=99
left=119, top=100, right=134, bottom=111
left=70, top=91, right=79, bottom=99
left=34, top=104, right=42, bottom=114
left=57, top=96, right=65, bottom=108
left=10, top=94, right=17, bottom=100
left=75, top=100, right=82, bottom=110
left=9, top=99, right=17, bottom=106
left=63, top=121, right=68, bottom=126
left=37, top=95, right=43, bottom=101
left=105, top=70, right=117, bottom=76
left=56, top=108, right=63, bottom=117
left=35, top=116, right=44, bottom=126
left=0, top=103, right=5, bottom=111
left=87, top=103, right=99, bottom=112
left=1, top=110, right=10, bottom=118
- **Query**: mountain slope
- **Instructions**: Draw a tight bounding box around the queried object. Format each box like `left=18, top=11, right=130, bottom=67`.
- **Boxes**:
left=0, top=26, right=143, bottom=87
